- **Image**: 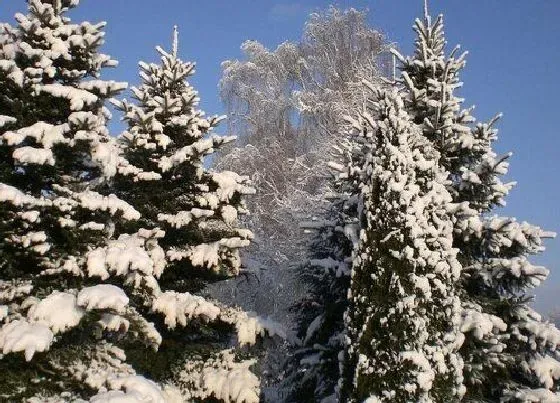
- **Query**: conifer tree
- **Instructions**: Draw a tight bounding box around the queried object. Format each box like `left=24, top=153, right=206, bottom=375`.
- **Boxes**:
left=392, top=5, right=560, bottom=401
left=340, top=88, right=465, bottom=402
left=282, top=191, right=355, bottom=402
left=109, top=27, right=284, bottom=402
left=0, top=0, right=178, bottom=400
left=281, top=119, right=372, bottom=402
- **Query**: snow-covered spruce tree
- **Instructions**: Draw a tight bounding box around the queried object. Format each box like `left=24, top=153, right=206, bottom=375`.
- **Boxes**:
left=280, top=110, right=376, bottom=403
left=392, top=7, right=560, bottom=401
left=340, top=88, right=465, bottom=402
left=0, top=1, right=183, bottom=400
left=280, top=192, right=354, bottom=402
left=109, top=28, right=284, bottom=402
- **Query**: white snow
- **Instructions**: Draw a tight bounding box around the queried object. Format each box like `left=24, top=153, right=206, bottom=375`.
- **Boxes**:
left=78, top=79, right=127, bottom=96
left=152, top=291, right=221, bottom=329
left=27, top=292, right=84, bottom=334
left=122, top=307, right=162, bottom=348
left=222, top=310, right=287, bottom=346
left=211, top=171, right=255, bottom=202
left=80, top=222, right=106, bottom=231
left=180, top=242, right=220, bottom=269
left=76, top=190, right=141, bottom=221
left=54, top=342, right=134, bottom=391
left=528, top=355, right=560, bottom=389
left=221, top=205, right=238, bottom=224
left=157, top=138, right=214, bottom=172
left=19, top=210, right=40, bottom=222
left=460, top=308, right=507, bottom=340
left=91, top=139, right=121, bottom=179
left=0, top=279, right=33, bottom=303
left=400, top=351, right=435, bottom=392
left=90, top=376, right=169, bottom=403
left=36, top=83, right=98, bottom=111
left=158, top=208, right=214, bottom=229
left=201, top=364, right=260, bottom=403
left=77, top=285, right=129, bottom=313
left=2, top=122, right=68, bottom=148
left=98, top=313, right=130, bottom=333
left=20, top=231, right=47, bottom=247
left=504, top=388, right=560, bottom=402
left=168, top=237, right=250, bottom=272
left=0, top=115, right=16, bottom=128
left=177, top=350, right=260, bottom=403
left=86, top=231, right=166, bottom=284
left=0, top=320, right=54, bottom=361
left=0, top=305, right=8, bottom=322
left=0, top=183, right=50, bottom=207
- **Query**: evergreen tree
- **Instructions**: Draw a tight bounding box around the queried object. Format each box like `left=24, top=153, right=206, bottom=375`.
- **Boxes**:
left=281, top=112, right=373, bottom=402
left=340, top=88, right=465, bottom=402
left=0, top=0, right=177, bottom=400
left=392, top=6, right=560, bottom=401
left=281, top=186, right=356, bottom=402
left=109, top=28, right=284, bottom=402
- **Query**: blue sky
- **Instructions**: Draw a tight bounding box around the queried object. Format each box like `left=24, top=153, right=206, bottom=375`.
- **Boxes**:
left=1, top=1, right=559, bottom=313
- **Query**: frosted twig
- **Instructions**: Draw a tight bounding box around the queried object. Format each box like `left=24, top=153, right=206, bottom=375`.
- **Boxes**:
left=172, top=25, right=179, bottom=58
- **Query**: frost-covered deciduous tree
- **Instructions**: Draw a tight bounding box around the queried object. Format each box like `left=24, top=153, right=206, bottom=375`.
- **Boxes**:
left=392, top=7, right=560, bottom=401
left=217, top=6, right=388, bottom=274
left=340, top=88, right=465, bottom=402
left=0, top=0, right=174, bottom=400
left=109, top=28, right=284, bottom=402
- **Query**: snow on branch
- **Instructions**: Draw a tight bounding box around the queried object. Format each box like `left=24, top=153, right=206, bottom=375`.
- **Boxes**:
left=76, top=284, right=129, bottom=312
left=52, top=185, right=141, bottom=220
left=2, top=121, right=68, bottom=148
left=158, top=135, right=235, bottom=173
left=86, top=230, right=166, bottom=286
left=75, top=190, right=141, bottom=221
left=78, top=79, right=127, bottom=97
left=459, top=307, right=506, bottom=340
left=0, top=183, right=51, bottom=208
left=526, top=355, right=560, bottom=389
left=152, top=291, right=221, bottom=329
left=167, top=237, right=250, bottom=273
left=0, top=280, right=33, bottom=303
left=54, top=342, right=136, bottom=391
left=176, top=349, right=260, bottom=403
left=36, top=83, right=98, bottom=111
left=151, top=290, right=286, bottom=348
left=221, top=309, right=287, bottom=347
left=211, top=171, right=255, bottom=202
left=502, top=388, right=560, bottom=402
left=27, top=291, right=84, bottom=334
left=12, top=146, right=54, bottom=165
left=0, top=115, right=16, bottom=128
left=158, top=208, right=214, bottom=229
left=0, top=320, right=53, bottom=361
left=90, top=375, right=181, bottom=403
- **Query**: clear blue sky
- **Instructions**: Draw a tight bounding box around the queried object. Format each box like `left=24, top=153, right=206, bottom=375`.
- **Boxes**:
left=2, top=1, right=559, bottom=314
